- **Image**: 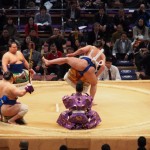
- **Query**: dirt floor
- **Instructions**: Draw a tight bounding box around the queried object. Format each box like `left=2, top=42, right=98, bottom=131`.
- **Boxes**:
left=0, top=80, right=150, bottom=150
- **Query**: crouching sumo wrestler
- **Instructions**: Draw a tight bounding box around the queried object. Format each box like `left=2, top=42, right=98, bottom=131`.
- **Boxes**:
left=57, top=81, right=101, bottom=129
left=0, top=71, right=34, bottom=124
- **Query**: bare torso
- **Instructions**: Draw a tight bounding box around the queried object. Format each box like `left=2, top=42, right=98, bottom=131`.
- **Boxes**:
left=83, top=46, right=103, bottom=63
left=0, top=80, right=21, bottom=118
left=6, top=51, right=24, bottom=64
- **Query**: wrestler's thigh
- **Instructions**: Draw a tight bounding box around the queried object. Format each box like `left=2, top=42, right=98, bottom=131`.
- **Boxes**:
left=1, top=104, right=21, bottom=116
left=83, top=68, right=97, bottom=85
left=67, top=57, right=87, bottom=71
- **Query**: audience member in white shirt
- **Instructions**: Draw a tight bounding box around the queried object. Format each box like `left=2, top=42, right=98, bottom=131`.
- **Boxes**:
left=99, top=56, right=121, bottom=80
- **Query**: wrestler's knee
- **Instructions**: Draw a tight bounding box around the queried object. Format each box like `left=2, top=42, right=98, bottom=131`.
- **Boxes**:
left=18, top=104, right=28, bottom=117
left=65, top=57, right=70, bottom=63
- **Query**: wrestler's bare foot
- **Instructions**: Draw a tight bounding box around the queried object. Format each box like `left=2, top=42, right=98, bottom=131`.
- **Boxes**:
left=42, top=56, right=49, bottom=66
left=8, top=120, right=17, bottom=125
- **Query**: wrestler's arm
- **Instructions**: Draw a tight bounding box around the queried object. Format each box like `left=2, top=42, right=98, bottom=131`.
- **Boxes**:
left=95, top=53, right=106, bottom=78
left=2, top=53, right=9, bottom=72
left=9, top=84, right=27, bottom=97
left=19, top=51, right=34, bottom=73
left=19, top=51, right=30, bottom=69
left=66, top=45, right=91, bottom=57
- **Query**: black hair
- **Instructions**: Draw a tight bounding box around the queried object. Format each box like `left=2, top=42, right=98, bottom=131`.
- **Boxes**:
left=3, top=71, right=13, bottom=80
left=8, top=39, right=17, bottom=48
left=106, top=56, right=113, bottom=62
left=19, top=140, right=29, bottom=150
left=76, top=80, right=83, bottom=93
left=120, top=32, right=127, bottom=36
left=101, top=144, right=111, bottom=150
left=138, top=136, right=146, bottom=147
left=40, top=5, right=47, bottom=11
left=93, top=40, right=103, bottom=48
left=59, top=145, right=68, bottom=150
left=99, top=6, right=105, bottom=11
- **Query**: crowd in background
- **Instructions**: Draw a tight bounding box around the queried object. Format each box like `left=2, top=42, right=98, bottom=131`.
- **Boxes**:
left=0, top=0, right=150, bottom=80
left=18, top=136, right=147, bottom=150
left=0, top=0, right=150, bottom=9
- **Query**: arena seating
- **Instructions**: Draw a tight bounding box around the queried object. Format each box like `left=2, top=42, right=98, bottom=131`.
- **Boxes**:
left=115, top=60, right=137, bottom=80
left=119, top=69, right=137, bottom=80
left=1, top=8, right=135, bottom=39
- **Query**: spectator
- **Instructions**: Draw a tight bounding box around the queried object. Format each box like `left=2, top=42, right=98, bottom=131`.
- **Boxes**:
left=132, top=4, right=150, bottom=27
left=93, top=0, right=105, bottom=8
left=123, top=0, right=144, bottom=8
left=138, top=50, right=150, bottom=80
left=98, top=39, right=113, bottom=58
left=94, top=7, right=108, bottom=32
left=21, top=36, right=32, bottom=52
left=134, top=38, right=150, bottom=71
left=22, top=41, right=44, bottom=75
left=26, top=1, right=39, bottom=9
left=132, top=18, right=150, bottom=41
left=80, top=0, right=95, bottom=9
left=112, top=32, right=133, bottom=61
left=25, top=17, right=38, bottom=37
left=113, top=8, right=130, bottom=33
left=137, top=136, right=147, bottom=150
left=0, top=29, right=10, bottom=51
left=47, top=27, right=66, bottom=53
left=101, top=143, right=111, bottom=150
left=60, top=47, right=74, bottom=78
left=29, top=29, right=42, bottom=52
left=59, top=145, right=68, bottom=150
left=41, top=41, right=49, bottom=56
left=50, top=0, right=63, bottom=9
left=64, top=2, right=81, bottom=29
left=34, top=5, right=52, bottom=34
left=68, top=27, right=85, bottom=51
left=111, top=24, right=124, bottom=46
left=87, top=22, right=105, bottom=45
left=3, top=17, right=19, bottom=40
left=19, top=140, right=29, bottom=150
left=109, top=0, right=124, bottom=8
left=45, top=42, right=63, bottom=80
left=99, top=56, right=121, bottom=80
left=0, top=9, right=7, bottom=33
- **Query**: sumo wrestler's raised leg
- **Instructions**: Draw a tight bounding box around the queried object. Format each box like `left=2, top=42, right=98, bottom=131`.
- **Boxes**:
left=42, top=57, right=87, bottom=71
left=42, top=57, right=68, bottom=66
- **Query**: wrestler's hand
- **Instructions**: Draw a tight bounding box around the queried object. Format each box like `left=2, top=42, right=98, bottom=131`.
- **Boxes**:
left=25, top=83, right=34, bottom=94
left=29, top=69, right=35, bottom=75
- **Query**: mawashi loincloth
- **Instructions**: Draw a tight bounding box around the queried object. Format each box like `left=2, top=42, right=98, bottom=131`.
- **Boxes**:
left=13, top=69, right=29, bottom=84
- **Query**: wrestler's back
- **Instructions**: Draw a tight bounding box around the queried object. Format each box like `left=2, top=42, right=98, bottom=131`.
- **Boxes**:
left=0, top=81, right=17, bottom=100
left=84, top=46, right=103, bottom=62
left=0, top=81, right=5, bottom=98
